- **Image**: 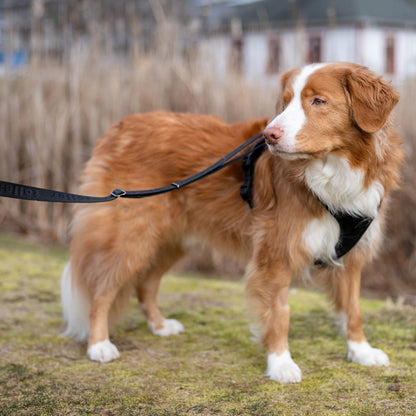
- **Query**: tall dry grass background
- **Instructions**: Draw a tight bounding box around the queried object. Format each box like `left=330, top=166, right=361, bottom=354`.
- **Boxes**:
left=0, top=8, right=415, bottom=299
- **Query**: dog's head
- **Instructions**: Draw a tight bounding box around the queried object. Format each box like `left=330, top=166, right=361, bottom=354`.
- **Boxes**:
left=264, top=63, right=399, bottom=160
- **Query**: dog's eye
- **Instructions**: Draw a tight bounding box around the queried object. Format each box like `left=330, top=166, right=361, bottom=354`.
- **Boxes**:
left=312, top=98, right=327, bottom=106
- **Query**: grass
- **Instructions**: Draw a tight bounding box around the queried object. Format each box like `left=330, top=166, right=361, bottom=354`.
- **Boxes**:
left=0, top=233, right=415, bottom=415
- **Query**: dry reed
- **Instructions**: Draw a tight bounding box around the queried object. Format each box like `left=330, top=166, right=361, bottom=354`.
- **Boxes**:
left=0, top=17, right=275, bottom=238
left=0, top=12, right=414, bottom=298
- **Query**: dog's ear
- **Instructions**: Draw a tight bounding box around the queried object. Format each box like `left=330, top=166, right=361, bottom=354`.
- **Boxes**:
left=345, top=67, right=399, bottom=133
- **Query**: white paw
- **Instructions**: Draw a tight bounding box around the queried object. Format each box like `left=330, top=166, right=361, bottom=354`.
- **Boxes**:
left=347, top=341, right=389, bottom=366
left=266, top=350, right=302, bottom=383
left=149, top=318, right=185, bottom=337
left=87, top=340, right=120, bottom=363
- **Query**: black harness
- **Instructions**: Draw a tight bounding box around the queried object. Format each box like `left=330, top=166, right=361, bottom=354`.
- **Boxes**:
left=314, top=200, right=375, bottom=265
left=240, top=139, right=375, bottom=265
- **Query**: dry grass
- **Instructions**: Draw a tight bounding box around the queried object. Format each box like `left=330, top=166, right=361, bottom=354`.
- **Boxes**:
left=0, top=12, right=415, bottom=298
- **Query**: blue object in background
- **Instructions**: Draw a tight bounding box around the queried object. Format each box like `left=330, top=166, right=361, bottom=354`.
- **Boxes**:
left=0, top=49, right=28, bottom=70
left=11, top=50, right=27, bottom=68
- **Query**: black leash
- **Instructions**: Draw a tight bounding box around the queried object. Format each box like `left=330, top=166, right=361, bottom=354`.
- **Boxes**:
left=0, top=130, right=376, bottom=265
left=0, top=133, right=264, bottom=204
left=240, top=139, right=267, bottom=208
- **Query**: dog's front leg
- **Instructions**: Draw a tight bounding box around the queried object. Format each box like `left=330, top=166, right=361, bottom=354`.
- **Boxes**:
left=246, top=265, right=301, bottom=383
left=330, top=260, right=390, bottom=367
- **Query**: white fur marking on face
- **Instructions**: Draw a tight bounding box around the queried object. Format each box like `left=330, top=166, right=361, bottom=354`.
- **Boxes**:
left=303, top=211, right=340, bottom=263
left=347, top=341, right=389, bottom=366
left=87, top=339, right=120, bottom=363
left=148, top=318, right=185, bottom=337
left=266, top=350, right=302, bottom=383
left=305, top=155, right=384, bottom=217
left=266, top=63, right=327, bottom=155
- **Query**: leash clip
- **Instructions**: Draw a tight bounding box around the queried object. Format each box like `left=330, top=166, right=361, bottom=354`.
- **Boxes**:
left=111, top=188, right=127, bottom=198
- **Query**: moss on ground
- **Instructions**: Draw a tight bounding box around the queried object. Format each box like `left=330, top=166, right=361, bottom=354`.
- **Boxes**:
left=0, top=233, right=415, bottom=415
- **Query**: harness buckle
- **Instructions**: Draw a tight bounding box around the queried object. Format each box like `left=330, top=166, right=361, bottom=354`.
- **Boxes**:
left=111, top=188, right=127, bottom=198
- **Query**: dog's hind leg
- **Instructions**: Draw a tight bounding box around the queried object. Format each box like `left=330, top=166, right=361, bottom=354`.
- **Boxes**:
left=136, top=245, right=185, bottom=336
left=69, top=196, right=184, bottom=361
left=69, top=246, right=134, bottom=363
left=87, top=288, right=122, bottom=362
left=86, top=243, right=183, bottom=361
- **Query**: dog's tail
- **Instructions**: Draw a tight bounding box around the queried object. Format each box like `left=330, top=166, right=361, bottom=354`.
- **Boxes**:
left=61, top=261, right=90, bottom=341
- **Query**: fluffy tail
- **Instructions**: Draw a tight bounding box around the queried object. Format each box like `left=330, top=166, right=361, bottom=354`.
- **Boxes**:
left=61, top=261, right=90, bottom=342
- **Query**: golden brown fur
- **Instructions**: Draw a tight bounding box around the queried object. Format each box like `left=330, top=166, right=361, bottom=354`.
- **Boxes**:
left=64, top=63, right=403, bottom=381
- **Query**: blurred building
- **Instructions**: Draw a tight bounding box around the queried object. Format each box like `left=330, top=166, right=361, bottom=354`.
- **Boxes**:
left=1, top=0, right=416, bottom=81
left=197, top=0, right=416, bottom=81
left=0, top=0, right=191, bottom=70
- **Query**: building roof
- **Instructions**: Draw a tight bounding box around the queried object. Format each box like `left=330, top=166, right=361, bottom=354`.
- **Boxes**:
left=200, top=0, right=416, bottom=30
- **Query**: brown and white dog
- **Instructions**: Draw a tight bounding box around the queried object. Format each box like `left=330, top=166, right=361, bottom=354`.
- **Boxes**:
left=62, top=62, right=402, bottom=383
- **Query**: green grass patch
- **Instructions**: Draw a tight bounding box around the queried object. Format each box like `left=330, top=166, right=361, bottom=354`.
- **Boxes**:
left=0, top=233, right=415, bottom=415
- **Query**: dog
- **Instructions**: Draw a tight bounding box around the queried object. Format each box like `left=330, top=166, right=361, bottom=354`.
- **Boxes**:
left=61, top=62, right=403, bottom=383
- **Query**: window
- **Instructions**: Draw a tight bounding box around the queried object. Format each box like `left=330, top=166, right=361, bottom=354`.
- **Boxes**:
left=385, top=34, right=395, bottom=74
left=230, top=17, right=243, bottom=74
left=267, top=34, right=281, bottom=74
left=231, top=36, right=243, bottom=74
left=308, top=35, right=322, bottom=63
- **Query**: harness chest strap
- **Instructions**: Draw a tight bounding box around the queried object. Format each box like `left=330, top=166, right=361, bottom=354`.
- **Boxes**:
left=313, top=202, right=375, bottom=266
left=239, top=139, right=376, bottom=264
